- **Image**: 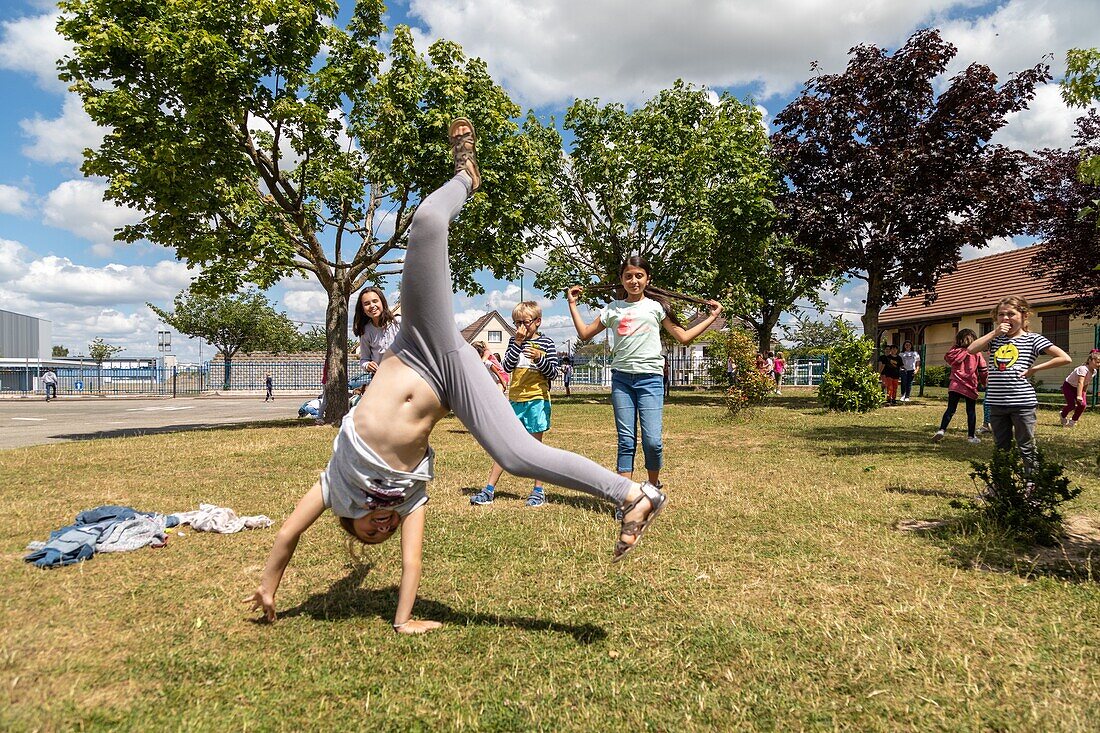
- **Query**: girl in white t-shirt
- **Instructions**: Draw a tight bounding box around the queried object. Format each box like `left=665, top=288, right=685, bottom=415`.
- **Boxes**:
left=567, top=256, right=722, bottom=490
left=352, top=287, right=400, bottom=381
left=1061, top=349, right=1100, bottom=427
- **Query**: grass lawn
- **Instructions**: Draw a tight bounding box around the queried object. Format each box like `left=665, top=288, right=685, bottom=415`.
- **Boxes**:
left=2, top=389, right=1099, bottom=731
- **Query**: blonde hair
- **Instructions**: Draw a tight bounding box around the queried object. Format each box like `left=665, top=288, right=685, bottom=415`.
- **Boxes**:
left=471, top=340, right=488, bottom=356
left=990, top=295, right=1031, bottom=326
left=512, top=301, right=542, bottom=321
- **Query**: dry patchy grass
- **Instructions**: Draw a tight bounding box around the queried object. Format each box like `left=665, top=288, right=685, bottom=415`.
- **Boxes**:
left=1, top=389, right=1099, bottom=731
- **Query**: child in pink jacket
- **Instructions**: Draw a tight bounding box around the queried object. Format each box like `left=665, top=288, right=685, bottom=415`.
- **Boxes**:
left=933, top=329, right=987, bottom=444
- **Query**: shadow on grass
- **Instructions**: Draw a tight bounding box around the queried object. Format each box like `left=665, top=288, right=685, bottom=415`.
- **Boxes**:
left=796, top=423, right=980, bottom=458
left=50, top=418, right=312, bottom=442
left=276, top=565, right=608, bottom=643
left=885, top=485, right=970, bottom=500
left=899, top=514, right=1100, bottom=584
left=456, top=486, right=613, bottom=515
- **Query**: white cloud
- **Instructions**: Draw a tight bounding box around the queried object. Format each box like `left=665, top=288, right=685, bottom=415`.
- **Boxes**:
left=42, top=178, right=142, bottom=246
left=453, top=307, right=486, bottom=328
left=0, top=184, right=31, bottom=216
left=993, top=84, right=1096, bottom=152
left=4, top=255, right=192, bottom=306
left=20, top=95, right=105, bottom=164
left=960, top=235, right=1029, bottom=261
left=406, top=0, right=969, bottom=105
left=282, top=290, right=328, bottom=322
left=486, top=284, right=521, bottom=311
left=0, top=238, right=31, bottom=281
left=0, top=13, right=71, bottom=92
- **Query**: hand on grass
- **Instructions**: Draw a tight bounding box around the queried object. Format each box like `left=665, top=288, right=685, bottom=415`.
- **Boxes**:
left=243, top=588, right=276, bottom=622
left=394, top=619, right=442, bottom=635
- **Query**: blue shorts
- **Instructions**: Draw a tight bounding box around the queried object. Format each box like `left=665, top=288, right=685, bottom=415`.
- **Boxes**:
left=512, top=399, right=551, bottom=434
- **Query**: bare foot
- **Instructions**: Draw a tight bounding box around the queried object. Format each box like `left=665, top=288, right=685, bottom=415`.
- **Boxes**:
left=395, top=619, right=442, bottom=635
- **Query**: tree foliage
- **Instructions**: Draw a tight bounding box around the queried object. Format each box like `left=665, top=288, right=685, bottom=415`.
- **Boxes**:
left=58, top=0, right=559, bottom=422
left=149, top=289, right=299, bottom=388
left=1028, top=111, right=1100, bottom=315
left=533, top=82, right=776, bottom=302
left=781, top=315, right=851, bottom=357
left=52, top=345, right=69, bottom=358
left=1061, top=48, right=1100, bottom=212
left=87, top=337, right=122, bottom=364
left=771, top=28, right=1050, bottom=339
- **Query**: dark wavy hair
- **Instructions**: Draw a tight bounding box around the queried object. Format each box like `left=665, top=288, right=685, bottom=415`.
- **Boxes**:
left=587, top=255, right=715, bottom=328
left=352, top=287, right=396, bottom=337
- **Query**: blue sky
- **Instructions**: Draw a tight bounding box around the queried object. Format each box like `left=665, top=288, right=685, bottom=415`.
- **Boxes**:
left=0, top=0, right=1096, bottom=362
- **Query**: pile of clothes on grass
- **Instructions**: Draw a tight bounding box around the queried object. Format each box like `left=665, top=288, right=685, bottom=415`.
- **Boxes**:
left=25, top=504, right=272, bottom=569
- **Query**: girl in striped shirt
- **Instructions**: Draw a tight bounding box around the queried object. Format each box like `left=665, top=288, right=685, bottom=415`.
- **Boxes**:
left=966, top=295, right=1070, bottom=471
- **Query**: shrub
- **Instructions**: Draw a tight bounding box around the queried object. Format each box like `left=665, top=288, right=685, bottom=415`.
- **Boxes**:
left=723, top=328, right=773, bottom=414
left=921, top=364, right=950, bottom=388
left=959, top=448, right=1082, bottom=545
left=817, top=325, right=885, bottom=412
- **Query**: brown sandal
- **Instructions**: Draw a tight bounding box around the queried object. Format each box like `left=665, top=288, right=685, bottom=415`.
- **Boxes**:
left=612, top=482, right=667, bottom=562
left=448, top=117, right=480, bottom=194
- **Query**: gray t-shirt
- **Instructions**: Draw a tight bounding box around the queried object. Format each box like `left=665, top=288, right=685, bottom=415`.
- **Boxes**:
left=359, top=319, right=401, bottom=368
left=321, top=407, right=432, bottom=518
left=600, top=297, right=666, bottom=374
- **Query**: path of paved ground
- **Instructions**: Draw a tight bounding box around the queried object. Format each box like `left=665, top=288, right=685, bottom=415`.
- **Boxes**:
left=0, top=396, right=313, bottom=450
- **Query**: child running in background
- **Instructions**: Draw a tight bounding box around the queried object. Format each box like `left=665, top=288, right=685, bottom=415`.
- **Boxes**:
left=352, top=287, right=400, bottom=384
left=245, top=120, right=667, bottom=635
left=567, top=256, right=722, bottom=491
left=1061, top=349, right=1100, bottom=427
left=877, top=344, right=903, bottom=405
left=772, top=351, right=786, bottom=395
left=932, top=329, right=986, bottom=444
left=471, top=302, right=559, bottom=507
left=472, top=341, right=507, bottom=394
left=899, top=340, right=921, bottom=402
left=966, top=295, right=1071, bottom=472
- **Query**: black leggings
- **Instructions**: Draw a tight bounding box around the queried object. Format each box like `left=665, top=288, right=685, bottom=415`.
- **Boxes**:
left=939, top=391, right=976, bottom=437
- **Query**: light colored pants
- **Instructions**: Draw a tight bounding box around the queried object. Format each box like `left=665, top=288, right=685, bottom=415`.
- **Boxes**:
left=389, top=174, right=632, bottom=504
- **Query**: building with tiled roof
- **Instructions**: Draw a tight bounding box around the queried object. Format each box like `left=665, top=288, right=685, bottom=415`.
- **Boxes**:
left=879, top=245, right=1098, bottom=373
left=459, top=311, right=516, bottom=355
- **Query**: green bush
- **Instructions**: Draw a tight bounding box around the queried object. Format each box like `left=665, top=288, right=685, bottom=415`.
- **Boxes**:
left=723, top=328, right=773, bottom=414
left=817, top=325, right=884, bottom=412
left=958, top=448, right=1082, bottom=545
left=922, top=364, right=950, bottom=388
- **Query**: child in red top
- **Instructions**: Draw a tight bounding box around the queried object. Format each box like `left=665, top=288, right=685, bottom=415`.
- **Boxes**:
left=933, top=329, right=987, bottom=444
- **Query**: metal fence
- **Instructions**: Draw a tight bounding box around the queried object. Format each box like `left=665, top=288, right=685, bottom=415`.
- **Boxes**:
left=3, top=354, right=828, bottom=397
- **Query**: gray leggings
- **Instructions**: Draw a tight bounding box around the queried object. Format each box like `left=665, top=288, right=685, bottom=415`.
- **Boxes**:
left=389, top=173, right=632, bottom=504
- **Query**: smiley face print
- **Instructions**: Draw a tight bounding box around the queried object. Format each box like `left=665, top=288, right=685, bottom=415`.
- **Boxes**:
left=993, top=342, right=1019, bottom=372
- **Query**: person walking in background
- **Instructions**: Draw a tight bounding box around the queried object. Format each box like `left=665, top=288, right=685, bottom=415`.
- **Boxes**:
left=877, top=344, right=903, bottom=405
left=352, top=286, right=400, bottom=385
left=264, top=373, right=274, bottom=402
left=42, top=369, right=58, bottom=401
left=932, top=329, right=986, bottom=444
left=899, top=340, right=921, bottom=402
left=967, top=295, right=1071, bottom=473
left=772, top=351, right=786, bottom=395
left=471, top=301, right=559, bottom=508
left=1060, top=349, right=1100, bottom=428
left=561, top=355, right=574, bottom=397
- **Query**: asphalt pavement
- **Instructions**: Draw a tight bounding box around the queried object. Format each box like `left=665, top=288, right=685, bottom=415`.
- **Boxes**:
left=0, top=395, right=312, bottom=450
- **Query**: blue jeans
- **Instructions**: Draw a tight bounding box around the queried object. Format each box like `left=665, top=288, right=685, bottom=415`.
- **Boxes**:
left=610, top=370, right=664, bottom=473
left=900, top=370, right=914, bottom=399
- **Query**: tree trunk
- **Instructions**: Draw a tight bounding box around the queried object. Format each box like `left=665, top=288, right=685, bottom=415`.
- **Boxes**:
left=321, top=278, right=352, bottom=424
left=223, top=359, right=232, bottom=391
left=861, top=269, right=885, bottom=345
left=757, top=308, right=781, bottom=354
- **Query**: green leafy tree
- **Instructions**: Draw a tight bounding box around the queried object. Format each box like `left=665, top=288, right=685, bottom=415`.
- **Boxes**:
left=88, top=337, right=123, bottom=393
left=1061, top=48, right=1100, bottom=216
left=534, top=82, right=775, bottom=301
left=52, top=345, right=69, bottom=358
left=149, top=289, right=300, bottom=390
left=772, top=29, right=1050, bottom=339
left=726, top=236, right=834, bottom=353
left=58, top=2, right=559, bottom=422
left=817, top=324, right=885, bottom=412
left=781, top=315, right=850, bottom=357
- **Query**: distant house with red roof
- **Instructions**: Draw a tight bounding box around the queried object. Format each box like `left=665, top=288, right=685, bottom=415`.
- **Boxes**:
left=879, top=245, right=1098, bottom=370
left=459, top=311, right=516, bottom=355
